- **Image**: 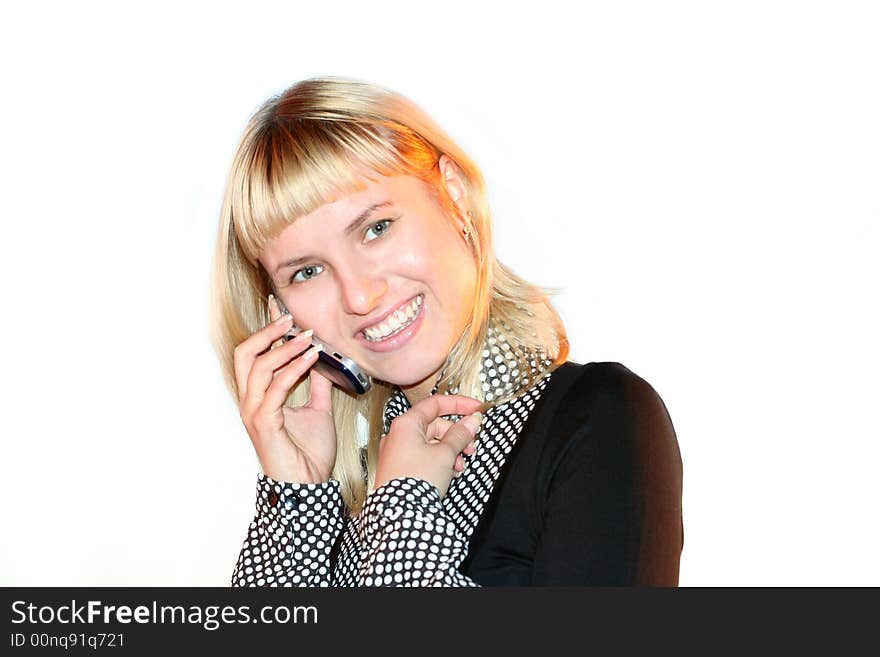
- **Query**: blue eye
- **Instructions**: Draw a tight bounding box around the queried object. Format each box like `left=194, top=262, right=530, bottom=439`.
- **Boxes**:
left=291, top=264, right=324, bottom=283
left=365, top=219, right=393, bottom=242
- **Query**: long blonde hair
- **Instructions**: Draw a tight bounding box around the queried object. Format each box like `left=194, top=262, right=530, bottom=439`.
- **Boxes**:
left=210, top=77, right=569, bottom=513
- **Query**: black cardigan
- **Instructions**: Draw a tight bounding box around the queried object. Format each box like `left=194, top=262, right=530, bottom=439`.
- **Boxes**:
left=460, top=361, right=684, bottom=586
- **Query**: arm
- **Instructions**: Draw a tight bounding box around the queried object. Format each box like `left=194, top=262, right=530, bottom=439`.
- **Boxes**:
left=531, top=366, right=683, bottom=586
left=231, top=474, right=347, bottom=587
left=356, top=477, right=480, bottom=587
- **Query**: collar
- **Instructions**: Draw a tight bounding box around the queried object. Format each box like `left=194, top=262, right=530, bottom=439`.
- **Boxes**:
left=382, top=319, right=552, bottom=433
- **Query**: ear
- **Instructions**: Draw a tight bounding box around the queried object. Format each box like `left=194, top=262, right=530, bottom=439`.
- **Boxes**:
left=438, top=154, right=470, bottom=230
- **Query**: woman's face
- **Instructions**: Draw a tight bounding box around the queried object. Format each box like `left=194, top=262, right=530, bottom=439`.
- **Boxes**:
left=258, top=167, right=478, bottom=401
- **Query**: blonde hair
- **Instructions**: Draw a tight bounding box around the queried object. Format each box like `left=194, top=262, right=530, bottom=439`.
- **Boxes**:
left=210, top=76, right=569, bottom=514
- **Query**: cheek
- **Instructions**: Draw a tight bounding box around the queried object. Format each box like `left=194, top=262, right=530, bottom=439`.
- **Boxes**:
left=395, top=226, right=460, bottom=275
left=395, top=249, right=429, bottom=276
left=283, top=289, right=337, bottom=333
left=425, top=254, right=478, bottom=332
left=450, top=262, right=478, bottom=312
left=436, top=241, right=478, bottom=294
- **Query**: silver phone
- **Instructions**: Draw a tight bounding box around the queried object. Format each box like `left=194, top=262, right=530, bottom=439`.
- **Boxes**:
left=272, top=294, right=372, bottom=395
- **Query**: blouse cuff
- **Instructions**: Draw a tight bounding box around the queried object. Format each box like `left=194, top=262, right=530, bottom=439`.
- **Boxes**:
left=361, top=477, right=443, bottom=520
left=255, top=474, right=346, bottom=520
left=358, top=478, right=471, bottom=586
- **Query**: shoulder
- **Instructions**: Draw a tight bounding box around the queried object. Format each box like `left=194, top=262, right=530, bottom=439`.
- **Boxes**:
left=535, top=363, right=684, bottom=585
left=545, top=361, right=669, bottom=418
left=542, top=361, right=678, bottom=464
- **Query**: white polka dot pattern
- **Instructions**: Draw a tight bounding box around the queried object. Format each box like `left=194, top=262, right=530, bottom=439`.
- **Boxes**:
left=231, top=320, right=553, bottom=587
left=443, top=378, right=547, bottom=541
left=357, top=478, right=476, bottom=586
left=231, top=479, right=346, bottom=587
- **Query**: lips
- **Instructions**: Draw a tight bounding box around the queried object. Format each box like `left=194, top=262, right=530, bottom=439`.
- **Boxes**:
left=357, top=294, right=423, bottom=340
left=355, top=294, right=427, bottom=353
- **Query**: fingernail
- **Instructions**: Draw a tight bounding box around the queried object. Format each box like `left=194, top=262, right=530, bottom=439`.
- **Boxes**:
left=304, top=343, right=323, bottom=359
left=462, top=412, right=483, bottom=432
left=274, top=313, right=293, bottom=325
left=268, top=294, right=275, bottom=310
left=299, top=328, right=314, bottom=339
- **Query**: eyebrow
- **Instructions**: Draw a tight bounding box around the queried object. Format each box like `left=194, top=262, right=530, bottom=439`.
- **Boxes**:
left=273, top=201, right=393, bottom=275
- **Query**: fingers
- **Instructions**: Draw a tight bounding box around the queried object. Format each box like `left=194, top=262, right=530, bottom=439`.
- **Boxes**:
left=233, top=306, right=295, bottom=403
left=267, top=294, right=286, bottom=349
left=405, top=394, right=484, bottom=431
left=307, top=368, right=334, bottom=413
left=260, top=343, right=323, bottom=412
left=431, top=416, right=477, bottom=477
left=438, top=412, right=484, bottom=463
left=268, top=294, right=280, bottom=321
left=452, top=416, right=481, bottom=477
left=425, top=417, right=454, bottom=443
left=239, top=331, right=316, bottom=420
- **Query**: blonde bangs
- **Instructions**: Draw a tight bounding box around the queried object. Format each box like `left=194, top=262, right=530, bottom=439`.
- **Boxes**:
left=230, top=111, right=439, bottom=264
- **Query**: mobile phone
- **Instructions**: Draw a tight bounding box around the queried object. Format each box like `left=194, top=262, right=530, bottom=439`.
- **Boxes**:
left=272, top=295, right=372, bottom=395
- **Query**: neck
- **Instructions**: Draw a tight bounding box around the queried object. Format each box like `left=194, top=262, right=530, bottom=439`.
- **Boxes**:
left=400, top=364, right=447, bottom=406
left=400, top=378, right=435, bottom=406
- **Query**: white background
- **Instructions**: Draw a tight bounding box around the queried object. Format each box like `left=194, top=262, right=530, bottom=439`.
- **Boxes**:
left=1, top=1, right=877, bottom=586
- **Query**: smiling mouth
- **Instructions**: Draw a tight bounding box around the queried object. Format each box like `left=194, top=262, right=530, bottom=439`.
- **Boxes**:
left=362, top=295, right=424, bottom=342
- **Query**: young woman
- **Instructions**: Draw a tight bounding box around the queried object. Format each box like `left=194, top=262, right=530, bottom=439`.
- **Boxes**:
left=211, top=77, right=683, bottom=586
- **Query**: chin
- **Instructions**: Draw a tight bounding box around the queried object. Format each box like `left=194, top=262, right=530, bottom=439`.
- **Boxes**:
left=369, top=353, right=447, bottom=389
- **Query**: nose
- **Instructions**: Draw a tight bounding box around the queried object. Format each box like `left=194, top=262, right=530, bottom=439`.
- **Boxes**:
left=336, top=264, right=387, bottom=317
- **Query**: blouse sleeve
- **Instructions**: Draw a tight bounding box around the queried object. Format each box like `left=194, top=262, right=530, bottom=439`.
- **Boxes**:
left=231, top=474, right=347, bottom=587
left=531, top=366, right=684, bottom=586
left=356, top=477, right=480, bottom=587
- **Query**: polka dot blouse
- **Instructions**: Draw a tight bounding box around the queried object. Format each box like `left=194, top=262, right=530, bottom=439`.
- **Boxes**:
left=231, top=323, right=553, bottom=587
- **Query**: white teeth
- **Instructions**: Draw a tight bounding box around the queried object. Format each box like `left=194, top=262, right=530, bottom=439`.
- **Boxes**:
left=363, top=295, right=423, bottom=342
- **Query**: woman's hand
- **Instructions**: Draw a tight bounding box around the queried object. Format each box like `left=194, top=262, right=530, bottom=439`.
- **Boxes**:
left=233, top=295, right=337, bottom=484
left=374, top=395, right=485, bottom=498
